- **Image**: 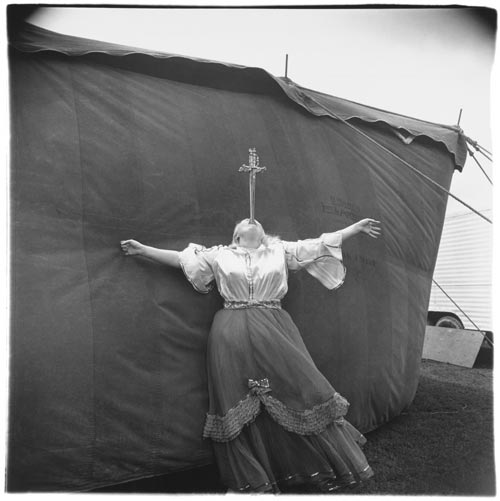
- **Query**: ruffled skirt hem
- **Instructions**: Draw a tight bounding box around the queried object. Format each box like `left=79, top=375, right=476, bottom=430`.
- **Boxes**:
left=229, top=466, right=374, bottom=493
left=203, top=380, right=349, bottom=441
left=213, top=408, right=373, bottom=493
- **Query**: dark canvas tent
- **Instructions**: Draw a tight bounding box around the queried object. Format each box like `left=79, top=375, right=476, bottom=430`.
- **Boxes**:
left=8, top=21, right=467, bottom=492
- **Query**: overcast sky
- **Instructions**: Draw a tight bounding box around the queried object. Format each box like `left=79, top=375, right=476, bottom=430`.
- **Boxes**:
left=25, top=4, right=496, bottom=217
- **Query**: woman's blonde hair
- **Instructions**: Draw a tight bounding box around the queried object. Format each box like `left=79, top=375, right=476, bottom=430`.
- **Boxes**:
left=230, top=219, right=281, bottom=248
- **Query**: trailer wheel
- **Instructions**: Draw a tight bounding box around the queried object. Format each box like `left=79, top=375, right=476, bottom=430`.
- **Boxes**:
left=434, top=315, right=464, bottom=329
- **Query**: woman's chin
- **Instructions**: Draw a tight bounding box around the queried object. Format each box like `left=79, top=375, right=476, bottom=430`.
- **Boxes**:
left=239, top=241, right=261, bottom=249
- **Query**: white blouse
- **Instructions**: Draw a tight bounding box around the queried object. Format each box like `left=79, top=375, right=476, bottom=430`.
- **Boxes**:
left=179, top=232, right=345, bottom=302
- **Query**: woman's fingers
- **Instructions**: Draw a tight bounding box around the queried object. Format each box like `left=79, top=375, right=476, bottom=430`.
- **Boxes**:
left=368, top=220, right=381, bottom=231
left=366, top=220, right=382, bottom=238
left=120, top=240, right=133, bottom=254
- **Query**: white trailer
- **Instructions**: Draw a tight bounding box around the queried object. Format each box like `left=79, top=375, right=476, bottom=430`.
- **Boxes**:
left=427, top=209, right=493, bottom=338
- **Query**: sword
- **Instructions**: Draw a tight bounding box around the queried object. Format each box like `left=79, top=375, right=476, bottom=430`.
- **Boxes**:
left=239, top=148, right=266, bottom=223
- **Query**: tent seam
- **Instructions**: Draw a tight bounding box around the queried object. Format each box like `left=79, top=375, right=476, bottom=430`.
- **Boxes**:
left=67, top=60, right=98, bottom=481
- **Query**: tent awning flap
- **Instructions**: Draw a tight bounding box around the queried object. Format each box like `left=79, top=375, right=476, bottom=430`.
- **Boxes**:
left=10, top=22, right=467, bottom=170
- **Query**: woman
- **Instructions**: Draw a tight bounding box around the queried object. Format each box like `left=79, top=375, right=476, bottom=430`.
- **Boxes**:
left=121, top=217, right=381, bottom=493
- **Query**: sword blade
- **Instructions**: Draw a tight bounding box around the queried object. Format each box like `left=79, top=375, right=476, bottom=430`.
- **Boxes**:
left=249, top=171, right=256, bottom=223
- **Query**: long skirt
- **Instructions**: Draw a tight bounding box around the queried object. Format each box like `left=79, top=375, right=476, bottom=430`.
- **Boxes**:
left=203, top=307, right=374, bottom=493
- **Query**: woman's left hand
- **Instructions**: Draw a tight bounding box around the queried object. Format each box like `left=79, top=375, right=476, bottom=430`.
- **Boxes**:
left=357, top=219, right=382, bottom=238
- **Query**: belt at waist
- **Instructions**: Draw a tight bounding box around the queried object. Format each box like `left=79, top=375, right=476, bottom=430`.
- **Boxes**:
left=224, top=300, right=282, bottom=310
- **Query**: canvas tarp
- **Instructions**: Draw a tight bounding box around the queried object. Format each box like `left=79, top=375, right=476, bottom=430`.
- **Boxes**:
left=8, top=22, right=466, bottom=492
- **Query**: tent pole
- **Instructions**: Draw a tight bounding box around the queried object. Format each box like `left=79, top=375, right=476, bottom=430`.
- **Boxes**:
left=285, top=54, right=288, bottom=78
left=457, top=108, right=463, bottom=126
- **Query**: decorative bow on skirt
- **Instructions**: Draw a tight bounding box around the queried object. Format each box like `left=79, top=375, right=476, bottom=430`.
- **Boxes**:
left=248, top=378, right=272, bottom=396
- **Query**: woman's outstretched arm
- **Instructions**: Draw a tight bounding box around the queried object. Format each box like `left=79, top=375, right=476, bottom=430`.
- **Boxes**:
left=120, top=239, right=181, bottom=268
left=329, top=218, right=382, bottom=243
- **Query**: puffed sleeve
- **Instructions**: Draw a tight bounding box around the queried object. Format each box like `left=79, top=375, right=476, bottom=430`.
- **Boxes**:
left=178, top=243, right=220, bottom=293
left=282, top=232, right=346, bottom=290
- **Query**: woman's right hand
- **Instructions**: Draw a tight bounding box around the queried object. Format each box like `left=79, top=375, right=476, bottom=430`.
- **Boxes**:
left=120, top=239, right=145, bottom=256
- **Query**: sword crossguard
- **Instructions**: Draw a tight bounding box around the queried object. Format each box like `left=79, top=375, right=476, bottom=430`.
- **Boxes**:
left=239, top=165, right=267, bottom=173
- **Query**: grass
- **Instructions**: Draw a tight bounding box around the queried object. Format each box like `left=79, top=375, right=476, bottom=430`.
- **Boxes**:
left=351, top=356, right=495, bottom=496
left=94, top=354, right=495, bottom=495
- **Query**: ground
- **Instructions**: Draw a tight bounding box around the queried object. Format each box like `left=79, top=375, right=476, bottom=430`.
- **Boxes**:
left=94, top=352, right=495, bottom=495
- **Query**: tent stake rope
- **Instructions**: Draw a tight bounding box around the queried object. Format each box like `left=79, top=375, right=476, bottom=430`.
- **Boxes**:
left=464, top=134, right=493, bottom=162
left=465, top=135, right=493, bottom=161
left=467, top=146, right=493, bottom=185
left=432, top=279, right=493, bottom=347
left=304, top=94, right=493, bottom=225
left=478, top=149, right=493, bottom=163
